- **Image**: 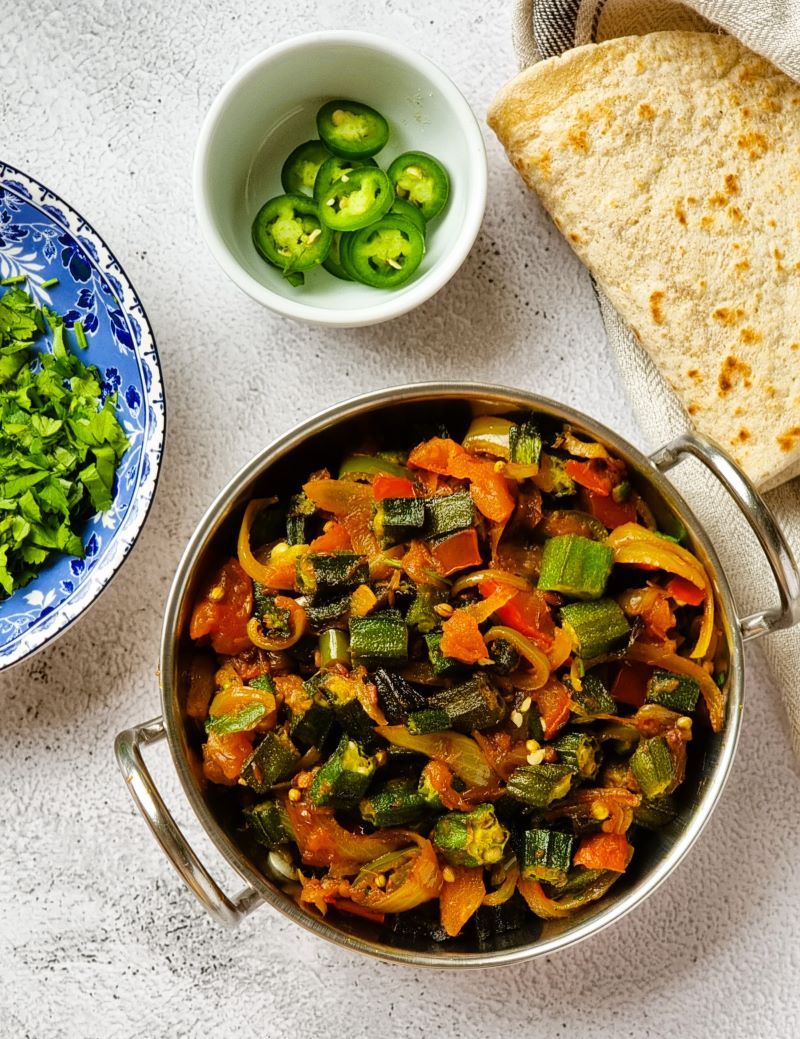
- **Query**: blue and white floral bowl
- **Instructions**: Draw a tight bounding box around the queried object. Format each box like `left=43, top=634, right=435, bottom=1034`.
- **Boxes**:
left=0, top=162, right=165, bottom=669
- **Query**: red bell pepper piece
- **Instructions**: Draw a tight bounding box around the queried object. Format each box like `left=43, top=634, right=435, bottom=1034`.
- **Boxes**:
left=408, top=437, right=515, bottom=524
left=565, top=458, right=614, bottom=496
left=189, top=558, right=253, bottom=655
left=610, top=661, right=652, bottom=707
left=573, top=832, right=632, bottom=873
left=372, top=474, right=416, bottom=500
left=440, top=610, right=489, bottom=664
left=666, top=575, right=705, bottom=606
left=585, top=488, right=636, bottom=528
left=480, top=580, right=554, bottom=649
left=430, top=528, right=482, bottom=576
left=532, top=678, right=571, bottom=739
left=309, top=520, right=352, bottom=552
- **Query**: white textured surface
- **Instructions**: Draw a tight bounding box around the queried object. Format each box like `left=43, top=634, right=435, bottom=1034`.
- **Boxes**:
left=1, top=2, right=798, bottom=1037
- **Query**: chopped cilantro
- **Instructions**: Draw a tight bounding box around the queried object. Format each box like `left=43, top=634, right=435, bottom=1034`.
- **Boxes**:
left=0, top=287, right=129, bottom=595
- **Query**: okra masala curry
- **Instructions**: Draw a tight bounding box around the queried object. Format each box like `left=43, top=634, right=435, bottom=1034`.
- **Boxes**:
left=187, top=412, right=726, bottom=942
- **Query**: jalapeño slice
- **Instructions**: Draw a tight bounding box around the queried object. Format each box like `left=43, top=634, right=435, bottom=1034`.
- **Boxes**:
left=390, top=197, right=427, bottom=237
left=313, top=155, right=378, bottom=202
left=281, top=139, right=332, bottom=195
left=322, top=232, right=353, bottom=281
left=387, top=150, right=450, bottom=221
left=316, top=99, right=390, bottom=159
left=252, top=193, right=333, bottom=278
left=340, top=214, right=425, bottom=289
left=318, top=166, right=394, bottom=232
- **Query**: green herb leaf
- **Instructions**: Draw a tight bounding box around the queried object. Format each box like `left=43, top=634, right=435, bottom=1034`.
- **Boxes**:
left=205, top=703, right=267, bottom=735
left=0, top=286, right=130, bottom=596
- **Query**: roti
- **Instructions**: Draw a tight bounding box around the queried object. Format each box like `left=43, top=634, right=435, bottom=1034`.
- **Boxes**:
left=488, top=31, right=800, bottom=489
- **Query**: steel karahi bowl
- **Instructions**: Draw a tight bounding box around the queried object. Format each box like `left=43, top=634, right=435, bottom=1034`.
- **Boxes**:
left=116, top=383, right=799, bottom=967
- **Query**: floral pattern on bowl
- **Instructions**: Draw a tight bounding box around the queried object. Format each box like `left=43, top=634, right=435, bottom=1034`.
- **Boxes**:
left=0, top=161, right=165, bottom=668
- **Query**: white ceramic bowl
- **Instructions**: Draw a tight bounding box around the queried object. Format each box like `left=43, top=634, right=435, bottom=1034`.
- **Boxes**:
left=193, top=31, right=488, bottom=327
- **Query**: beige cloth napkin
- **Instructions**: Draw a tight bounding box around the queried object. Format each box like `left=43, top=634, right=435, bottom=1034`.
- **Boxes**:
left=510, top=0, right=800, bottom=760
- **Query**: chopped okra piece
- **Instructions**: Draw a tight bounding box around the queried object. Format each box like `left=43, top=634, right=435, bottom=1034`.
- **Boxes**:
left=360, top=778, right=429, bottom=827
left=568, top=672, right=616, bottom=719
left=320, top=671, right=379, bottom=748
left=406, top=585, right=449, bottom=633
left=509, top=419, right=542, bottom=467
left=241, top=730, right=301, bottom=793
left=407, top=708, right=451, bottom=735
left=630, top=736, right=677, bottom=799
left=560, top=599, right=630, bottom=659
left=555, top=731, right=602, bottom=779
left=349, top=609, right=408, bottom=666
left=425, top=631, right=465, bottom=677
left=245, top=800, right=294, bottom=848
left=289, top=674, right=334, bottom=749
left=431, top=804, right=509, bottom=868
left=517, top=828, right=575, bottom=885
left=538, top=534, right=614, bottom=600
left=633, top=793, right=679, bottom=831
left=428, top=673, right=507, bottom=733
left=309, top=735, right=376, bottom=807
left=645, top=669, right=700, bottom=713
left=286, top=491, right=316, bottom=546
left=505, top=764, right=574, bottom=807
left=296, top=552, right=368, bottom=598
left=372, top=667, right=426, bottom=724
left=373, top=496, right=425, bottom=547
left=422, top=490, right=475, bottom=539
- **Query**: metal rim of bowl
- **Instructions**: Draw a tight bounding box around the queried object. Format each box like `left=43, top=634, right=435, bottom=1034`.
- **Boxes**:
left=159, top=382, right=744, bottom=968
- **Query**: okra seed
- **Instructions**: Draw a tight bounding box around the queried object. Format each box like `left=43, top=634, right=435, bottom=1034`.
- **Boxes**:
left=288, top=788, right=301, bottom=802
left=511, top=710, right=524, bottom=728
left=442, top=867, right=456, bottom=883
left=520, top=696, right=532, bottom=713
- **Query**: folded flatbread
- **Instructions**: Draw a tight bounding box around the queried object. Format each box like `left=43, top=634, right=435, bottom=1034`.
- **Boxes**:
left=488, top=31, right=800, bottom=489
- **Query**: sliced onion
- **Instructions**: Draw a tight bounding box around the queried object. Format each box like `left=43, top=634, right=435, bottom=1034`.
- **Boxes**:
left=462, top=416, right=513, bottom=459
left=607, top=523, right=714, bottom=658
left=484, top=626, right=551, bottom=689
left=548, top=626, right=573, bottom=669
left=376, top=725, right=494, bottom=787
left=349, top=837, right=443, bottom=913
left=482, top=861, right=520, bottom=907
left=237, top=498, right=280, bottom=584
left=558, top=430, right=610, bottom=459
left=450, top=568, right=533, bottom=595
left=625, top=642, right=725, bottom=732
left=247, top=597, right=307, bottom=650
left=517, top=871, right=620, bottom=919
